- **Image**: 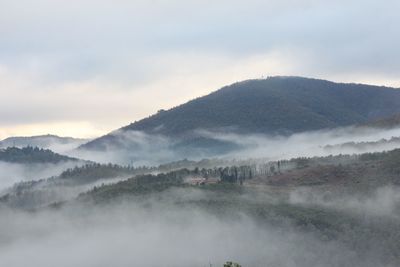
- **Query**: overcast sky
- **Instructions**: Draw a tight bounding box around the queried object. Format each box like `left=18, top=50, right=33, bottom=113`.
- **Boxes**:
left=1, top=0, right=399, bottom=139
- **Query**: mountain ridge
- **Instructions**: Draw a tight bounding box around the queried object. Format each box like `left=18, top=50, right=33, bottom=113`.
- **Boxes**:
left=80, top=76, right=400, bottom=151
left=0, top=146, right=80, bottom=164
left=1, top=134, right=89, bottom=153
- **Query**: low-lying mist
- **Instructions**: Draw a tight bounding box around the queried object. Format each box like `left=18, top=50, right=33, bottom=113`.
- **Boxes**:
left=2, top=123, right=399, bottom=266
left=0, top=136, right=88, bottom=155
left=1, top=175, right=132, bottom=210
left=1, top=186, right=399, bottom=267
left=208, top=125, right=400, bottom=161
left=0, top=161, right=84, bottom=192
left=70, top=130, right=177, bottom=165
left=289, top=186, right=400, bottom=219
left=73, top=126, right=400, bottom=166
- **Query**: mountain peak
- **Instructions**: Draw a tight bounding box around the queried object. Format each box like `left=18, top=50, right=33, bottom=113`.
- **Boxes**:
left=80, top=77, right=400, bottom=151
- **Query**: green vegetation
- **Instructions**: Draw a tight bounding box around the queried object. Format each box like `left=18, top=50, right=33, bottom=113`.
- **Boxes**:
left=80, top=169, right=189, bottom=201
left=76, top=148, right=400, bottom=206
left=59, top=163, right=152, bottom=183
left=224, top=262, right=241, bottom=267
left=82, top=77, right=400, bottom=151
left=5, top=147, right=400, bottom=211
left=0, top=134, right=86, bottom=150
left=3, top=146, right=400, bottom=265
left=360, top=113, right=400, bottom=129
left=0, top=146, right=78, bottom=164
left=77, top=167, right=400, bottom=265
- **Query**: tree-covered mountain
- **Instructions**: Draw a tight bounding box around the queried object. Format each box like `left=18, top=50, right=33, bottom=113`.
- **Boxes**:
left=0, top=134, right=88, bottom=152
left=0, top=146, right=79, bottom=164
left=81, top=76, right=400, bottom=151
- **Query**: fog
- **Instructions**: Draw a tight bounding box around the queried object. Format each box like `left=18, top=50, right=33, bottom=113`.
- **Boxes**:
left=1, top=186, right=398, bottom=267
left=70, top=130, right=177, bottom=165
left=1, top=174, right=133, bottom=210
left=0, top=136, right=88, bottom=155
left=290, top=186, right=400, bottom=219
left=207, top=125, right=400, bottom=161
left=1, top=125, right=399, bottom=266
left=74, top=125, right=400, bottom=166
left=0, top=161, right=84, bottom=192
left=40, top=139, right=88, bottom=155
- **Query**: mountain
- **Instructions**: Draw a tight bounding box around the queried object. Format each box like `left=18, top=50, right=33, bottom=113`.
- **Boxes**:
left=0, top=134, right=88, bottom=153
left=0, top=146, right=79, bottom=164
left=80, top=76, right=400, bottom=153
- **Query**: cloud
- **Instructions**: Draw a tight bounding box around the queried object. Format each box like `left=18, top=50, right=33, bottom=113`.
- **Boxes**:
left=0, top=161, right=83, bottom=192
left=0, top=187, right=396, bottom=267
left=72, top=125, right=400, bottom=166
left=0, top=51, right=296, bottom=139
left=197, top=125, right=400, bottom=161
left=1, top=0, right=400, bottom=138
left=289, top=186, right=400, bottom=219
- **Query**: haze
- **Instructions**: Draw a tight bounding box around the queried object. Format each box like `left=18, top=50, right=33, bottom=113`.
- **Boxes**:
left=1, top=1, right=400, bottom=267
left=1, top=0, right=400, bottom=138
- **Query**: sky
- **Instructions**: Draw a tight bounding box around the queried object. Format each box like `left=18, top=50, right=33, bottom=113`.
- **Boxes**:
left=0, top=0, right=399, bottom=139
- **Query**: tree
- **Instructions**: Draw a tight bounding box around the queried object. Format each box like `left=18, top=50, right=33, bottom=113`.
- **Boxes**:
left=223, top=262, right=241, bottom=267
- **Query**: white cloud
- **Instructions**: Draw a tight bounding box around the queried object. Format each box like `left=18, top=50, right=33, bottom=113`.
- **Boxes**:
left=0, top=51, right=299, bottom=138
left=0, top=0, right=399, bottom=138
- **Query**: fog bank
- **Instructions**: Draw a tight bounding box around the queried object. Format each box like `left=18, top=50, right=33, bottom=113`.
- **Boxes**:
left=74, top=126, right=400, bottom=165
left=0, top=161, right=84, bottom=192
left=1, top=187, right=399, bottom=267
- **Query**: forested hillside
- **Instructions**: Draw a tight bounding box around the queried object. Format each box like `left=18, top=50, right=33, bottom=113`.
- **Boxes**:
left=81, top=77, right=400, bottom=151
left=0, top=134, right=87, bottom=151
left=0, top=147, right=79, bottom=164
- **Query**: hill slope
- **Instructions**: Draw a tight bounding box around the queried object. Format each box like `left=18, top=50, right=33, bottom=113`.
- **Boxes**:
left=360, top=113, right=400, bottom=129
left=0, top=134, right=88, bottom=153
left=81, top=76, right=400, bottom=151
left=0, top=146, right=79, bottom=164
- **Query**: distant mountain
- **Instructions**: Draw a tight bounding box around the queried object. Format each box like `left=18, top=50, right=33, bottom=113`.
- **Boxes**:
left=0, top=146, right=79, bottom=164
left=80, top=76, right=400, bottom=155
left=0, top=134, right=88, bottom=153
